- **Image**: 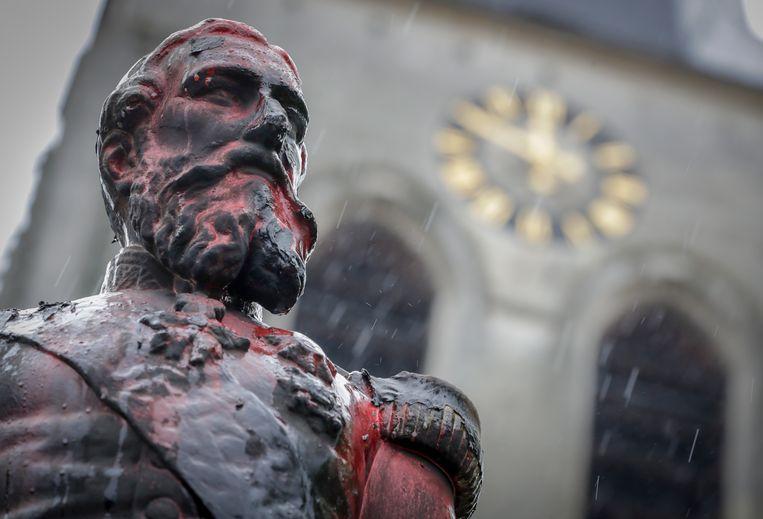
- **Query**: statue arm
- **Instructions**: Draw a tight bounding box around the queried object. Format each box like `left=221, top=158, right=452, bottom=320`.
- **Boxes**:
left=359, top=442, right=455, bottom=519
left=348, top=370, right=483, bottom=518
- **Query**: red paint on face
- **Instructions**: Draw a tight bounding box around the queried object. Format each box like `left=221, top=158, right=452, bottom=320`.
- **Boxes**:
left=150, top=36, right=305, bottom=155
left=118, top=30, right=316, bottom=305
left=268, top=179, right=314, bottom=261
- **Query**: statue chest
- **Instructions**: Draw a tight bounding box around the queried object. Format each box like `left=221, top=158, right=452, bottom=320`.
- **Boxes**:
left=116, top=307, right=358, bottom=518
left=6, top=293, right=363, bottom=518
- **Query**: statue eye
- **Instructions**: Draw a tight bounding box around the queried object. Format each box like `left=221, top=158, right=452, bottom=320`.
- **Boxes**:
left=270, top=85, right=309, bottom=142
left=200, top=79, right=241, bottom=106
left=185, top=73, right=256, bottom=108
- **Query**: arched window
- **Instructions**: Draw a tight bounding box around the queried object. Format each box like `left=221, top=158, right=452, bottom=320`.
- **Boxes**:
left=587, top=304, right=725, bottom=519
left=294, top=221, right=433, bottom=377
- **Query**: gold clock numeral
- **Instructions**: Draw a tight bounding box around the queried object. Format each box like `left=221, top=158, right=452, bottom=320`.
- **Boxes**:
left=568, top=112, right=601, bottom=142
left=485, top=86, right=520, bottom=119
left=589, top=198, right=634, bottom=237
left=601, top=173, right=648, bottom=206
left=454, top=101, right=500, bottom=136
left=562, top=211, right=594, bottom=247
left=527, top=89, right=566, bottom=130
left=434, top=128, right=475, bottom=155
left=516, top=207, right=552, bottom=244
left=593, top=142, right=636, bottom=171
left=441, top=157, right=485, bottom=196
left=470, top=187, right=514, bottom=226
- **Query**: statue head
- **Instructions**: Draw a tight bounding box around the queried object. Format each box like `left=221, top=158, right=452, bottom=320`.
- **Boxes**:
left=97, top=18, right=316, bottom=314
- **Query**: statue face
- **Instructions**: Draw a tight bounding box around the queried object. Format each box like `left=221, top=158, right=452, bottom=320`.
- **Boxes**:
left=112, top=35, right=316, bottom=314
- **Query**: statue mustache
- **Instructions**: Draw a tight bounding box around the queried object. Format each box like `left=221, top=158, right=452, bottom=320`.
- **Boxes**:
left=159, top=143, right=290, bottom=200
left=151, top=142, right=317, bottom=261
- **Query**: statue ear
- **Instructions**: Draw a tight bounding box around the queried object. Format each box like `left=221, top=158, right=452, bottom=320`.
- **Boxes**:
left=99, top=130, right=136, bottom=197
left=297, top=143, right=308, bottom=188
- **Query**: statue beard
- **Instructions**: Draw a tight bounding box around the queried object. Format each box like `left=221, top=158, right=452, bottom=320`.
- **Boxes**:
left=128, top=167, right=314, bottom=315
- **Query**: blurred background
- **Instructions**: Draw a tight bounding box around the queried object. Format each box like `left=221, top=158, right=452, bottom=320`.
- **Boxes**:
left=1, top=0, right=762, bottom=517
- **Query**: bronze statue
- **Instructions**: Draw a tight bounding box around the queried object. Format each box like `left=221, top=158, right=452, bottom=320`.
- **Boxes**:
left=0, top=19, right=482, bottom=518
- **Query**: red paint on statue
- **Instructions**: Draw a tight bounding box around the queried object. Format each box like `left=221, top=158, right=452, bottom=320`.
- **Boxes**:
left=0, top=18, right=482, bottom=519
left=343, top=398, right=383, bottom=514
left=359, top=443, right=456, bottom=519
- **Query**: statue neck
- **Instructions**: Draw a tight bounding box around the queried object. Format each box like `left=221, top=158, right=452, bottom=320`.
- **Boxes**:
left=100, top=245, right=189, bottom=294
left=100, top=245, right=264, bottom=322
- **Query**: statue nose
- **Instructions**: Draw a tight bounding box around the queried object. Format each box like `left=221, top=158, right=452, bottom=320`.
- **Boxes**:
left=244, top=99, right=289, bottom=150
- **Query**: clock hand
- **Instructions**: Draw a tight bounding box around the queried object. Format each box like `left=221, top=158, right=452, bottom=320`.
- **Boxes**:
left=526, top=89, right=567, bottom=131
left=454, top=101, right=587, bottom=189
left=453, top=102, right=534, bottom=162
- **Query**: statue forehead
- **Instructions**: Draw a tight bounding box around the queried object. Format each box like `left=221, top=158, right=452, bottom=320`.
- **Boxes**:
left=160, top=35, right=302, bottom=93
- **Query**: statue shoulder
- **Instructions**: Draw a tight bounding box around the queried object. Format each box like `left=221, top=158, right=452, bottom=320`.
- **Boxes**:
left=0, top=299, right=128, bottom=427
left=0, top=293, right=151, bottom=407
left=1, top=298, right=103, bottom=343
left=348, top=370, right=483, bottom=518
left=1, top=290, right=178, bottom=343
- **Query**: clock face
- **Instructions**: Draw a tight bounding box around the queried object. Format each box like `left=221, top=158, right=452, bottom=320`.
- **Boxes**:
left=434, top=86, right=648, bottom=247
